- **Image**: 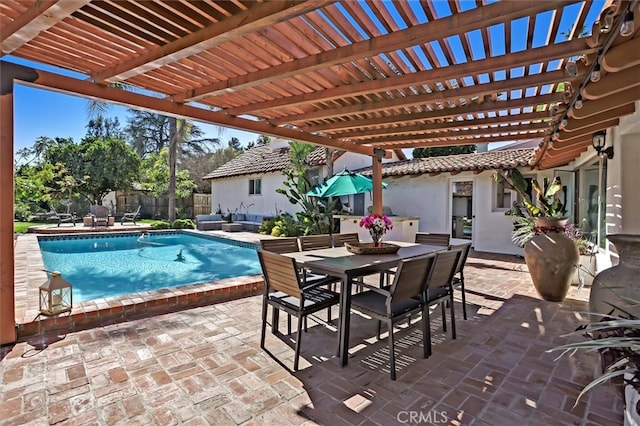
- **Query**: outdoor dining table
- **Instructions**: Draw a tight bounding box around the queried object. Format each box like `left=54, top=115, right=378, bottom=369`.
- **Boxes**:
left=283, top=241, right=449, bottom=367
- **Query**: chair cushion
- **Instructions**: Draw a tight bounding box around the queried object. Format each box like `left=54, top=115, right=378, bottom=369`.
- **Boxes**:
left=351, top=291, right=422, bottom=316
left=425, top=287, right=450, bottom=304
left=232, top=213, right=246, bottom=221
left=269, top=287, right=339, bottom=311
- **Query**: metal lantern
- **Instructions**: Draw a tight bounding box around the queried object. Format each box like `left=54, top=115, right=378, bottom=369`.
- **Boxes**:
left=39, top=270, right=72, bottom=316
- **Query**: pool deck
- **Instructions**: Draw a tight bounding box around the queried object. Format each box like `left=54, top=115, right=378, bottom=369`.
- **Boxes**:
left=5, top=230, right=623, bottom=425
left=14, top=230, right=269, bottom=339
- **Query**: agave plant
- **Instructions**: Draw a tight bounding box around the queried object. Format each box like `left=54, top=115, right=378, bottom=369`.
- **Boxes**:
left=492, top=168, right=566, bottom=247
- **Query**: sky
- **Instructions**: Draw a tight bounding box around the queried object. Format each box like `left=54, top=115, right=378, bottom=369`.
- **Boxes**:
left=11, top=70, right=261, bottom=156
left=7, top=55, right=260, bottom=158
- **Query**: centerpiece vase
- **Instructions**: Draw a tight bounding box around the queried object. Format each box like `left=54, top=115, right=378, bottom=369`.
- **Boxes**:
left=589, top=234, right=640, bottom=319
left=524, top=217, right=579, bottom=302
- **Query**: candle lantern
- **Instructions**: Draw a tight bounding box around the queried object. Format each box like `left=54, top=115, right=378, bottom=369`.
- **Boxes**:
left=39, top=270, right=72, bottom=316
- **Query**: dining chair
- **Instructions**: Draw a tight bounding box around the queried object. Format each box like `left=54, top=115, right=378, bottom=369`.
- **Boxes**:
left=332, top=233, right=360, bottom=247
left=298, top=234, right=333, bottom=251
left=258, top=250, right=340, bottom=371
left=260, top=238, right=339, bottom=327
left=260, top=237, right=300, bottom=254
left=349, top=254, right=435, bottom=380
left=452, top=242, right=472, bottom=320
left=415, top=232, right=451, bottom=248
left=423, top=249, right=462, bottom=357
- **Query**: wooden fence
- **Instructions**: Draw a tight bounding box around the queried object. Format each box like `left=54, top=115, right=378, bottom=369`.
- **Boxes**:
left=115, top=191, right=212, bottom=219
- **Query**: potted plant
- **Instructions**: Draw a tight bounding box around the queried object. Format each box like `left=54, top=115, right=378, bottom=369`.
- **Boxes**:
left=493, top=169, right=579, bottom=302
left=549, top=302, right=640, bottom=425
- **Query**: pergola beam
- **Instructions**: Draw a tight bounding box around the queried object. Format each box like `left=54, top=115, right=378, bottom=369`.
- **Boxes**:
left=177, top=1, right=569, bottom=102
left=92, top=1, right=335, bottom=83
left=356, top=122, right=549, bottom=144
left=223, top=37, right=592, bottom=116
left=372, top=135, right=543, bottom=150
left=2, top=61, right=375, bottom=157
left=0, top=0, right=91, bottom=55
left=335, top=111, right=552, bottom=139
left=271, top=70, right=573, bottom=125
left=305, top=93, right=564, bottom=132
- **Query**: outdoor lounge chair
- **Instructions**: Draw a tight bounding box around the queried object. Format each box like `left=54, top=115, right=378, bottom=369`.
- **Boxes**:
left=90, top=205, right=111, bottom=228
left=258, top=250, right=340, bottom=371
left=51, top=208, right=76, bottom=227
left=121, top=205, right=141, bottom=225
left=350, top=255, right=435, bottom=380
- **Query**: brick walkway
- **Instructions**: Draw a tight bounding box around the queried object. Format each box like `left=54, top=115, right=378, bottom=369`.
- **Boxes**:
left=1, top=246, right=623, bottom=425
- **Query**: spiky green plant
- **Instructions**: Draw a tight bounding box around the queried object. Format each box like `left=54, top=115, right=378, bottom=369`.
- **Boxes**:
left=548, top=302, right=640, bottom=406
left=492, top=168, right=567, bottom=247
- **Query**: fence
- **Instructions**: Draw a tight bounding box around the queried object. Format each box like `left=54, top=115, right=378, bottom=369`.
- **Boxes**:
left=116, top=191, right=212, bottom=219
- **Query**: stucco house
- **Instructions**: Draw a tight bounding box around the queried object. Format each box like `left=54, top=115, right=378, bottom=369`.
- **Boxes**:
left=202, top=138, right=406, bottom=218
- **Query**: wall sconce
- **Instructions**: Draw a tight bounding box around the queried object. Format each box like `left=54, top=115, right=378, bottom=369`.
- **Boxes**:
left=39, top=270, right=73, bottom=316
left=592, top=130, right=614, bottom=159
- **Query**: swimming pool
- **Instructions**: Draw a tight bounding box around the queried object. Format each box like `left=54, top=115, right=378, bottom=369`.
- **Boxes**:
left=38, top=232, right=261, bottom=302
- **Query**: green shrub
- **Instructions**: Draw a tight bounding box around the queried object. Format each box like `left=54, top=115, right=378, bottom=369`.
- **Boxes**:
left=171, top=219, right=195, bottom=229
left=152, top=221, right=171, bottom=230
left=258, top=217, right=276, bottom=235
left=270, top=213, right=303, bottom=237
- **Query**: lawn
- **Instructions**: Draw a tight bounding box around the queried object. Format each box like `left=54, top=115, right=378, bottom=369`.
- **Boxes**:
left=13, top=219, right=168, bottom=234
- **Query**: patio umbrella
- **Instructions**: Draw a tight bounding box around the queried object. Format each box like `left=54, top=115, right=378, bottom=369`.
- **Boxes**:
left=306, top=170, right=387, bottom=197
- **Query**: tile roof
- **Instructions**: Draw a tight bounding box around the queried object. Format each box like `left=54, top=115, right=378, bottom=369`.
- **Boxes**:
left=203, top=144, right=327, bottom=180
left=357, top=148, right=536, bottom=177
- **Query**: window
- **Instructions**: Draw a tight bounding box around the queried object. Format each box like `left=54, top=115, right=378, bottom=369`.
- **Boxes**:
left=249, top=178, right=261, bottom=195
left=493, top=174, right=533, bottom=211
left=494, top=179, right=513, bottom=210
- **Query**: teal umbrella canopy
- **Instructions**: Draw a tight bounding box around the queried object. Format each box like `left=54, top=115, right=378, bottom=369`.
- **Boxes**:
left=306, top=170, right=387, bottom=197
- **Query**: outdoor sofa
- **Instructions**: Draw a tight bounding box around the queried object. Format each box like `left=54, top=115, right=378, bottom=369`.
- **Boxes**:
left=231, top=213, right=273, bottom=232
left=195, top=214, right=226, bottom=231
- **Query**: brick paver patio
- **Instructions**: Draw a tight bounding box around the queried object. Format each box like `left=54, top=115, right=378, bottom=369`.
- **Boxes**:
left=1, top=234, right=623, bottom=425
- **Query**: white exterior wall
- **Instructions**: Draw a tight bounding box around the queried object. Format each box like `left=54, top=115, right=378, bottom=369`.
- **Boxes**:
left=606, top=102, right=640, bottom=235
left=211, top=172, right=293, bottom=217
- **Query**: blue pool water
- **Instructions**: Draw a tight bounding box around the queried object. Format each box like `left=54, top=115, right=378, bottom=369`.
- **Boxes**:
left=38, top=232, right=261, bottom=302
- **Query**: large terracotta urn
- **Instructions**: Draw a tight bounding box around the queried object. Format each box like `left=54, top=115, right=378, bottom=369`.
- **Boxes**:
left=524, top=217, right=579, bottom=302
left=589, top=234, right=640, bottom=319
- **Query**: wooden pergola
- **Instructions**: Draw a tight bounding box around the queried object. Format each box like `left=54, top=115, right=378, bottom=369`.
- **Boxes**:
left=1, top=0, right=639, bottom=343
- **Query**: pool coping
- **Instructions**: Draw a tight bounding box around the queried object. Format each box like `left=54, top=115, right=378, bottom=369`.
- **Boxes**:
left=14, top=231, right=264, bottom=340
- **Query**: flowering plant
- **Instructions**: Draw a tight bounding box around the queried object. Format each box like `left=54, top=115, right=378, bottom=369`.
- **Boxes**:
left=359, top=214, right=393, bottom=246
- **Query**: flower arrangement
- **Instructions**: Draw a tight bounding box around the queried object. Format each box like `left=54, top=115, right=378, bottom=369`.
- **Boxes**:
left=359, top=214, right=393, bottom=246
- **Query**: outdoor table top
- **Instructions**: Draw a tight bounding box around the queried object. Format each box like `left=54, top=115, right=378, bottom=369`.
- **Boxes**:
left=281, top=241, right=447, bottom=367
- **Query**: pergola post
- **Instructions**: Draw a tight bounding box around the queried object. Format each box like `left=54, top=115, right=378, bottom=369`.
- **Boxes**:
left=0, top=86, right=16, bottom=345
left=371, top=149, right=384, bottom=216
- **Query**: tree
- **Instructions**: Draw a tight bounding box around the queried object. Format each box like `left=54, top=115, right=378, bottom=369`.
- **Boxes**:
left=44, top=136, right=140, bottom=205
left=140, top=148, right=197, bottom=215
left=125, top=110, right=220, bottom=158
left=412, top=145, right=476, bottom=158
left=276, top=142, right=339, bottom=235
left=228, top=137, right=242, bottom=152
left=125, top=110, right=221, bottom=220
left=85, top=117, right=126, bottom=140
